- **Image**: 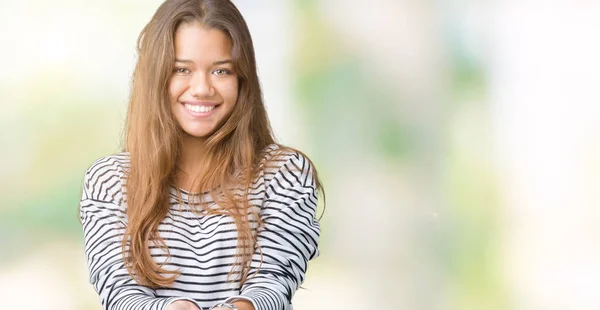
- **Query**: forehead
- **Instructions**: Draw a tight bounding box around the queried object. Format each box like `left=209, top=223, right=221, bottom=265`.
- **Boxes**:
left=173, top=22, right=233, bottom=62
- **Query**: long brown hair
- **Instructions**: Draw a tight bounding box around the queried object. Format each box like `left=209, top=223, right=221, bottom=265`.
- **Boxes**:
left=123, top=0, right=323, bottom=288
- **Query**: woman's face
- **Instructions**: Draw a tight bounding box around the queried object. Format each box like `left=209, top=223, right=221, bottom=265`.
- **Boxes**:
left=169, top=22, right=239, bottom=142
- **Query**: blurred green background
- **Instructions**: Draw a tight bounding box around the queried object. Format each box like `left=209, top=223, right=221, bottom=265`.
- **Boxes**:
left=1, top=1, right=600, bottom=309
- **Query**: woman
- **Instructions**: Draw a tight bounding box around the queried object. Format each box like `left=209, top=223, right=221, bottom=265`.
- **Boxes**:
left=79, top=1, right=323, bottom=310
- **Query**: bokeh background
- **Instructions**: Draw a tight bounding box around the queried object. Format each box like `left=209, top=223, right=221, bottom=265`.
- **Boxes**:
left=1, top=0, right=599, bottom=309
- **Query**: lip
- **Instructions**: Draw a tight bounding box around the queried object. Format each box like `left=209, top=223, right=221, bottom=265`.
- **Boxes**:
left=180, top=101, right=220, bottom=118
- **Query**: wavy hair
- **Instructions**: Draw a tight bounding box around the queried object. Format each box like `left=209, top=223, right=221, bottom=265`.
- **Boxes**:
left=123, top=0, right=323, bottom=288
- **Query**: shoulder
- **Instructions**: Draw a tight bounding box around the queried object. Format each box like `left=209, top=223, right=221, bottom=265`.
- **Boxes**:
left=82, top=152, right=130, bottom=203
left=84, top=152, right=130, bottom=184
left=260, top=144, right=316, bottom=187
left=260, top=145, right=320, bottom=218
left=260, top=143, right=310, bottom=168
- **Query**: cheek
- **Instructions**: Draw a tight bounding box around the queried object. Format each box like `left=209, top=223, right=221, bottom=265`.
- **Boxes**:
left=169, top=78, right=186, bottom=100
left=220, top=81, right=239, bottom=103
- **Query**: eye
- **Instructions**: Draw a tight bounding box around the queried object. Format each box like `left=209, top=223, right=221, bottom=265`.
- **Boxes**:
left=173, top=67, right=190, bottom=75
left=212, top=68, right=231, bottom=76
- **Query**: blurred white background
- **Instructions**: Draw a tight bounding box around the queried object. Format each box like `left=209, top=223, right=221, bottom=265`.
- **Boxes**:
left=1, top=0, right=599, bottom=309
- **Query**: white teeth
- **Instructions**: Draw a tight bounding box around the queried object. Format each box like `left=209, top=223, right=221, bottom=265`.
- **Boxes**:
left=184, top=104, right=215, bottom=113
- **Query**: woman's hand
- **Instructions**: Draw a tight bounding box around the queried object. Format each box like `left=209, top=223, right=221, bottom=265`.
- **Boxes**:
left=232, top=300, right=256, bottom=310
left=210, top=300, right=255, bottom=310
left=166, top=300, right=200, bottom=310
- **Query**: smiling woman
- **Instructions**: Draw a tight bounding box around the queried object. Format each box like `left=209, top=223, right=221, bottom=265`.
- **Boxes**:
left=78, top=1, right=324, bottom=310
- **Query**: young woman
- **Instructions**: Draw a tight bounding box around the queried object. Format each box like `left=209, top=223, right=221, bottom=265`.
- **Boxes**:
left=79, top=1, right=323, bottom=310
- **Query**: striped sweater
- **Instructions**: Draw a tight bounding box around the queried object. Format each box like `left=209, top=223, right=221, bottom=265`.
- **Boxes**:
left=79, top=145, right=320, bottom=310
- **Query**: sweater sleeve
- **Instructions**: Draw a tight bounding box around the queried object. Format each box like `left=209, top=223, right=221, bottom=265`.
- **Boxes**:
left=225, top=152, right=321, bottom=310
left=80, top=156, right=200, bottom=310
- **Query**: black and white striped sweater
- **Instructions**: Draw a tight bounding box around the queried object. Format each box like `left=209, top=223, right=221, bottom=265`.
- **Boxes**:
left=80, top=144, right=320, bottom=310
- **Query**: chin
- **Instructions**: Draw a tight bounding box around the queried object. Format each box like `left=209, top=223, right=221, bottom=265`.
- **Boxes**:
left=182, top=125, right=220, bottom=139
left=184, top=130, right=211, bottom=139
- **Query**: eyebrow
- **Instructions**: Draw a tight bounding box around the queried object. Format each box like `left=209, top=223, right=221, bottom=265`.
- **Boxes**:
left=174, top=58, right=233, bottom=65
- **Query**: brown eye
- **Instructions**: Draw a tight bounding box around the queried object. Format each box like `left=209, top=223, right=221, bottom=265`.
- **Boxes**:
left=174, top=67, right=190, bottom=74
left=212, top=68, right=231, bottom=76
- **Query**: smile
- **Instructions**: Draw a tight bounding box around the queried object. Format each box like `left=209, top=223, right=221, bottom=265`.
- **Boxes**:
left=180, top=101, right=220, bottom=118
left=184, top=103, right=215, bottom=113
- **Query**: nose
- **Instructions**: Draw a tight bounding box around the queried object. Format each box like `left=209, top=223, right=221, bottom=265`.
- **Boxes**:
left=189, top=72, right=215, bottom=98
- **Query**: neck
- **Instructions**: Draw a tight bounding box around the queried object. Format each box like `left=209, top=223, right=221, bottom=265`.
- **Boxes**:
left=176, top=135, right=207, bottom=190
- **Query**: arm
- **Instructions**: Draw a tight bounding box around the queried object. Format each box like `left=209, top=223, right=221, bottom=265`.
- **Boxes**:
left=80, top=156, right=201, bottom=310
left=224, top=152, right=321, bottom=310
